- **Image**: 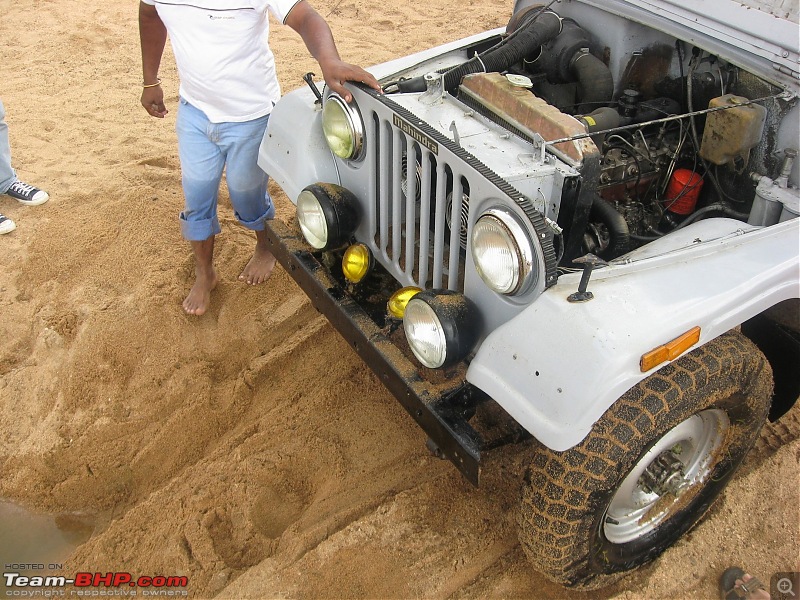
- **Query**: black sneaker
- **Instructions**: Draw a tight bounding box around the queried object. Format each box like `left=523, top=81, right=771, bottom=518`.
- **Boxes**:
left=5, top=180, right=49, bottom=206
left=0, top=212, right=16, bottom=234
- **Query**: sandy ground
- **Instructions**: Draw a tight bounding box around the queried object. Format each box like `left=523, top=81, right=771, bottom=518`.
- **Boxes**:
left=0, top=0, right=798, bottom=598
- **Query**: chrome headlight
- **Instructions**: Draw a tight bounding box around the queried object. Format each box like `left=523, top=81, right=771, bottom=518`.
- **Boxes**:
left=403, top=291, right=480, bottom=369
left=322, top=94, right=364, bottom=160
left=296, top=183, right=360, bottom=250
left=471, top=208, right=536, bottom=295
left=404, top=299, right=447, bottom=368
left=297, top=189, right=329, bottom=249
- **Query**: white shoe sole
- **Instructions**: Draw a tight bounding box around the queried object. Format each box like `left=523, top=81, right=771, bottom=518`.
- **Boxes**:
left=0, top=218, right=16, bottom=234
left=14, top=191, right=50, bottom=206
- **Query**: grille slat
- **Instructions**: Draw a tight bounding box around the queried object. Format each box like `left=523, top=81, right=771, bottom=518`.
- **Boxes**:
left=404, top=140, right=418, bottom=281
left=447, top=174, right=465, bottom=291
left=417, top=148, right=433, bottom=287
left=431, top=162, right=448, bottom=288
left=377, top=118, right=390, bottom=259
left=391, top=131, right=403, bottom=264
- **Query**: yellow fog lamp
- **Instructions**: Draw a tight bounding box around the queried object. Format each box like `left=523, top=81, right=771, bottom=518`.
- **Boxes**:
left=387, top=286, right=423, bottom=319
left=640, top=326, right=701, bottom=372
left=342, top=243, right=373, bottom=283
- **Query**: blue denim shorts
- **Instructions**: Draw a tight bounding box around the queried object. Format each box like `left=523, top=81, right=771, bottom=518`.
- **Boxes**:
left=175, top=98, right=275, bottom=241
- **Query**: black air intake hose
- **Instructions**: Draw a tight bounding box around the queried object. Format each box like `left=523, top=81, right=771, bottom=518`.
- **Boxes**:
left=535, top=18, right=613, bottom=110
left=398, top=8, right=562, bottom=94
left=590, top=197, right=630, bottom=259
left=571, top=51, right=614, bottom=111
left=442, top=9, right=562, bottom=92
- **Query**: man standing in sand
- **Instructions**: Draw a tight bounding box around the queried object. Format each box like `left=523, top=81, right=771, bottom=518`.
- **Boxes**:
left=139, top=0, right=380, bottom=315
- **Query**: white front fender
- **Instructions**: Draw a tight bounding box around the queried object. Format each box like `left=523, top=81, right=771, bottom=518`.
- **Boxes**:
left=467, top=218, right=800, bottom=451
left=258, top=86, right=338, bottom=203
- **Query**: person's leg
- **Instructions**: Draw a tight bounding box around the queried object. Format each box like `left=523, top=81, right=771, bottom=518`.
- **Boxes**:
left=176, top=99, right=225, bottom=315
left=218, top=113, right=277, bottom=285
left=0, top=98, right=17, bottom=193
left=184, top=237, right=216, bottom=315
left=0, top=99, right=48, bottom=205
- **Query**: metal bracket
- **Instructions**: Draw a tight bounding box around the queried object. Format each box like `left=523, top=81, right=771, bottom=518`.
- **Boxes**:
left=303, top=72, right=323, bottom=106
left=449, top=121, right=461, bottom=146
left=419, top=71, right=447, bottom=106
left=531, top=132, right=547, bottom=164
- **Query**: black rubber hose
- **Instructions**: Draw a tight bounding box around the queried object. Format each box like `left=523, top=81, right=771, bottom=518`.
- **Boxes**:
left=681, top=203, right=750, bottom=225
left=590, top=197, right=630, bottom=259
left=441, top=10, right=562, bottom=92
left=571, top=51, right=614, bottom=111
left=631, top=203, right=751, bottom=242
left=396, top=9, right=562, bottom=94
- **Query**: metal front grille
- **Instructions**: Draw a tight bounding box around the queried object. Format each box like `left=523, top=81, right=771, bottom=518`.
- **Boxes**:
left=368, top=110, right=469, bottom=292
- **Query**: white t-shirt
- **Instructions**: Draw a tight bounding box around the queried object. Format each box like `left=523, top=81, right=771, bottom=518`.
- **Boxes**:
left=141, top=0, right=301, bottom=122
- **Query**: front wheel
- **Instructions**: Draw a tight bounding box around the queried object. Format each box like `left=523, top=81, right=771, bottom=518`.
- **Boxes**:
left=517, top=330, right=773, bottom=589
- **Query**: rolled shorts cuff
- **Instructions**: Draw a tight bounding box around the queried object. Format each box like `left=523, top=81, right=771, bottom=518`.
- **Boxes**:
left=180, top=213, right=222, bottom=241
left=235, top=197, right=275, bottom=231
left=0, top=174, right=17, bottom=194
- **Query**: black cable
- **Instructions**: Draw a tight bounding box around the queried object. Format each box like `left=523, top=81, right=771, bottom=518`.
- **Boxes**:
left=631, top=202, right=750, bottom=242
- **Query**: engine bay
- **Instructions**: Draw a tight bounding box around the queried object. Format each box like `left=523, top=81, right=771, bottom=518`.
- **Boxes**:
left=380, top=2, right=799, bottom=264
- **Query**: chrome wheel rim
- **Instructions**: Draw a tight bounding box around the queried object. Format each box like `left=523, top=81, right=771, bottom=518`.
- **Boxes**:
left=603, top=409, right=729, bottom=544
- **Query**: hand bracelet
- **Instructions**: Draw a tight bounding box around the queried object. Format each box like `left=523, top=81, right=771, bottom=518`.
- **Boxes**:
left=142, top=78, right=162, bottom=88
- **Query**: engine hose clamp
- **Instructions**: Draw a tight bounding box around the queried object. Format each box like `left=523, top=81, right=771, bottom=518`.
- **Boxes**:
left=541, top=9, right=564, bottom=35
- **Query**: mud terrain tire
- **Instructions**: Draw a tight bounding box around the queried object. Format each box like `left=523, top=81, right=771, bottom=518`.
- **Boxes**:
left=518, top=330, right=773, bottom=589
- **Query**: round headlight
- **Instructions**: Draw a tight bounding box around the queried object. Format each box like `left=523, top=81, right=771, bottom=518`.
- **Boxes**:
left=296, top=183, right=361, bottom=251
left=404, top=298, right=448, bottom=368
left=403, top=291, right=480, bottom=369
left=471, top=208, right=536, bottom=295
left=322, top=95, right=364, bottom=160
left=297, top=189, right=329, bottom=249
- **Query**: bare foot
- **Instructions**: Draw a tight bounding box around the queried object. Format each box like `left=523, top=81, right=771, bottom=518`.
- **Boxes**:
left=239, top=234, right=277, bottom=285
left=183, top=269, right=218, bottom=315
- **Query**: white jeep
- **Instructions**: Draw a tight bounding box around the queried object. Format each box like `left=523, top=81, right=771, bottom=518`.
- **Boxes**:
left=259, top=0, right=799, bottom=588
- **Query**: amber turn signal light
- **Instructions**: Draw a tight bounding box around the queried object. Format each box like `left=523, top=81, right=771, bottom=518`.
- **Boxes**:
left=640, top=326, right=701, bottom=372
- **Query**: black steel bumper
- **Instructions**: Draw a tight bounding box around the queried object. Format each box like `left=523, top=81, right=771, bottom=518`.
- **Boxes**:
left=263, top=219, right=485, bottom=485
